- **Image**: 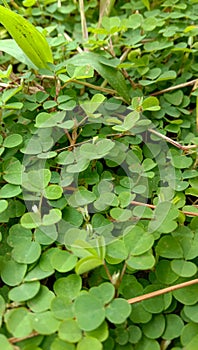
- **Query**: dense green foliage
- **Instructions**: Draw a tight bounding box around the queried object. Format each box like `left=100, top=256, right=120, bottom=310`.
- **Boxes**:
left=0, top=0, right=198, bottom=349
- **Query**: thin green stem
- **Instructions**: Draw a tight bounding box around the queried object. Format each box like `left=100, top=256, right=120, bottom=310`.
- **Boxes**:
left=103, top=261, right=113, bottom=283
left=62, top=78, right=116, bottom=95
left=2, top=0, right=10, bottom=9
left=79, top=0, right=88, bottom=43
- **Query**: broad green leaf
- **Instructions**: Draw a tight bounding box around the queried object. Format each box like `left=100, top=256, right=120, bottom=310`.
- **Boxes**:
left=135, top=337, right=160, bottom=350
left=110, top=208, right=131, bottom=221
left=156, top=70, right=177, bottom=81
left=70, top=238, right=101, bottom=258
left=0, top=184, right=21, bottom=198
left=56, top=151, right=75, bottom=165
left=89, top=283, right=115, bottom=305
left=0, top=335, right=13, bottom=350
left=68, top=187, right=96, bottom=207
left=171, top=155, right=193, bottom=169
left=142, top=96, right=160, bottom=111
left=37, top=151, right=57, bottom=159
left=75, top=256, right=104, bottom=275
left=128, top=325, right=142, bottom=344
left=43, top=100, right=58, bottom=109
left=155, top=260, right=178, bottom=284
left=32, top=311, right=60, bottom=334
left=148, top=202, right=179, bottom=233
left=74, top=294, right=105, bottom=331
left=0, top=5, right=53, bottom=68
left=53, top=275, right=82, bottom=300
left=101, top=16, right=122, bottom=33
left=128, top=14, right=143, bottom=29
left=40, top=248, right=67, bottom=272
left=105, top=298, right=131, bottom=324
left=77, top=337, right=102, bottom=350
left=118, top=191, right=134, bottom=208
left=156, top=236, right=183, bottom=258
left=35, top=111, right=65, bottom=128
left=1, top=259, right=27, bottom=286
left=23, top=0, right=37, bottom=6
left=67, top=52, right=130, bottom=103
left=106, top=240, right=128, bottom=262
left=42, top=208, right=62, bottom=226
left=4, top=102, right=23, bottom=110
left=57, top=120, right=74, bottom=129
left=0, top=200, right=8, bottom=213
left=11, top=240, right=41, bottom=264
left=142, top=285, right=172, bottom=313
left=3, top=133, right=23, bottom=148
left=184, top=334, right=198, bottom=350
left=51, top=338, right=75, bottom=350
left=5, top=307, right=33, bottom=338
left=173, top=284, right=198, bottom=305
left=145, top=68, right=161, bottom=80
left=132, top=205, right=154, bottom=219
left=24, top=264, right=54, bottom=281
left=8, top=223, right=37, bottom=246
left=127, top=251, right=155, bottom=270
left=130, top=303, right=152, bottom=324
left=171, top=260, right=197, bottom=277
left=163, top=314, right=184, bottom=339
left=80, top=139, right=115, bottom=160
left=142, top=158, right=157, bottom=172
left=27, top=285, right=54, bottom=312
left=184, top=304, right=198, bottom=323
left=3, top=158, right=23, bottom=185
left=72, top=65, right=94, bottom=79
left=3, top=102, right=23, bottom=109
left=142, top=17, right=157, bottom=31
left=63, top=207, right=83, bottom=227
left=50, top=249, right=77, bottom=272
left=81, top=94, right=106, bottom=115
left=181, top=323, right=198, bottom=348
left=58, top=319, right=82, bottom=342
left=9, top=281, right=40, bottom=302
left=22, top=169, right=51, bottom=191
left=86, top=321, right=109, bottom=342
left=124, top=226, right=154, bottom=255
left=34, top=225, right=58, bottom=245
left=164, top=90, right=183, bottom=106
left=66, top=159, right=90, bottom=173
left=21, top=138, right=43, bottom=155
left=44, top=185, right=63, bottom=200
left=2, top=86, right=22, bottom=104
left=51, top=296, right=74, bottom=320
left=94, top=192, right=118, bottom=211
left=142, top=314, right=165, bottom=339
left=21, top=212, right=42, bottom=229
left=112, top=111, right=140, bottom=131
left=96, top=138, right=115, bottom=155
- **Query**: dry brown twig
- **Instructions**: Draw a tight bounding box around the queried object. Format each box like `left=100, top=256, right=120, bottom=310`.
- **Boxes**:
left=151, top=79, right=198, bottom=96
left=127, top=279, right=198, bottom=304
left=131, top=200, right=198, bottom=217
left=148, top=128, right=197, bottom=151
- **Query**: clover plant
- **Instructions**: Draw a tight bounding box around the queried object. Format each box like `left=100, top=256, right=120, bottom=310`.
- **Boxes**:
left=0, top=0, right=198, bottom=349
